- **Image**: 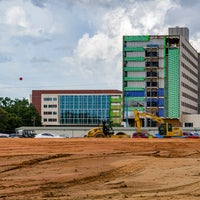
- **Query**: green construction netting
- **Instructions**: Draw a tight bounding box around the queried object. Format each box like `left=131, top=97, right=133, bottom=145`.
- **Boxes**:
left=168, top=48, right=180, bottom=118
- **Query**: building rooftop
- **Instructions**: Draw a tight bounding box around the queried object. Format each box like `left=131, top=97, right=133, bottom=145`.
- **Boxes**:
left=32, top=89, right=122, bottom=95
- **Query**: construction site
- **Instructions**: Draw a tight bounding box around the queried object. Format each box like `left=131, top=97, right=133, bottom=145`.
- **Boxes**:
left=1, top=26, right=200, bottom=200
left=1, top=138, right=200, bottom=200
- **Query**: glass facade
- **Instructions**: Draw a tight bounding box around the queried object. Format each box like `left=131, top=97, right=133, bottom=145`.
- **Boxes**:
left=59, top=95, right=110, bottom=125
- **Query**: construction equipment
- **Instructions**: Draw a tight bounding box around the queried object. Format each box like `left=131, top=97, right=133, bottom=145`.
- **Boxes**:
left=86, top=119, right=130, bottom=138
left=134, top=109, right=182, bottom=137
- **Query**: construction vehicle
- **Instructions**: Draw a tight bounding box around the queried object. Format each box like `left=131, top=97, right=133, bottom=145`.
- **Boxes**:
left=134, top=109, right=182, bottom=137
left=85, top=119, right=130, bottom=138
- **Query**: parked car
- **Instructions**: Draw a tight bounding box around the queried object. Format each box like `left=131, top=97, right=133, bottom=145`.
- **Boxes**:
left=193, top=132, right=199, bottom=137
left=35, top=133, right=64, bottom=138
left=182, top=132, right=199, bottom=138
left=9, top=133, right=20, bottom=138
left=132, top=132, right=156, bottom=138
left=0, top=133, right=9, bottom=138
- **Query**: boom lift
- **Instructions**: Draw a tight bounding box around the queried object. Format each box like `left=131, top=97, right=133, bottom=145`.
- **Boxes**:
left=86, top=119, right=130, bottom=138
left=134, top=109, right=182, bottom=137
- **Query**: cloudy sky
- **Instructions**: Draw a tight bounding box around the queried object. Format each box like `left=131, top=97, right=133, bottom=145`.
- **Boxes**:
left=1, top=0, right=200, bottom=99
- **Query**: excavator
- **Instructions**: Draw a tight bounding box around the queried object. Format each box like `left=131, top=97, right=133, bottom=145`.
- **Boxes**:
left=85, top=119, right=130, bottom=138
left=134, top=109, right=182, bottom=137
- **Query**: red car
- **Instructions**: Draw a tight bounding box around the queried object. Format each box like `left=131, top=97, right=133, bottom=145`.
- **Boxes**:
left=182, top=132, right=199, bottom=138
left=132, top=132, right=156, bottom=138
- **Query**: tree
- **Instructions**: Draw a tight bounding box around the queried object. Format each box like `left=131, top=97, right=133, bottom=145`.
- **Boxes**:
left=0, top=98, right=41, bottom=133
left=0, top=108, right=8, bottom=132
left=0, top=108, right=22, bottom=133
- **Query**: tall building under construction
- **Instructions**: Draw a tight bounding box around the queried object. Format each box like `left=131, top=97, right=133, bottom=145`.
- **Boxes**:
left=123, top=27, right=199, bottom=127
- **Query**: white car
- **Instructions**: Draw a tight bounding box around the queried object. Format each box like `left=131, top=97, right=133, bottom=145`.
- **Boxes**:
left=0, top=133, right=9, bottom=138
left=35, top=133, right=63, bottom=138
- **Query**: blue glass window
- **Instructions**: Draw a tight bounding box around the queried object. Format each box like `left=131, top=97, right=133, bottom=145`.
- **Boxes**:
left=59, top=95, right=110, bottom=125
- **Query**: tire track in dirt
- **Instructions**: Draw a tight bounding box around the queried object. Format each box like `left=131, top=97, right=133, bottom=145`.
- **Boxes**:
left=0, top=153, right=72, bottom=174
left=1, top=149, right=199, bottom=174
left=60, top=177, right=200, bottom=200
left=1, top=160, right=147, bottom=199
left=126, top=180, right=200, bottom=199
left=0, top=151, right=133, bottom=175
left=37, top=162, right=147, bottom=196
left=0, top=151, right=143, bottom=199
left=131, top=150, right=200, bottom=158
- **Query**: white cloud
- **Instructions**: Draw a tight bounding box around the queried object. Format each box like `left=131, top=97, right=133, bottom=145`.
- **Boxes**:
left=75, top=33, right=118, bottom=60
left=62, top=0, right=179, bottom=91
left=0, top=0, right=200, bottom=99
left=137, top=0, right=177, bottom=32
left=5, top=6, right=28, bottom=27
left=3, top=3, right=59, bottom=38
left=190, top=33, right=200, bottom=52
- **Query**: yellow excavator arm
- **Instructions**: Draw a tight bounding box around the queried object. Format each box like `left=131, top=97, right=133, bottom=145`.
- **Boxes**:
left=134, top=109, right=164, bottom=133
left=133, top=109, right=141, bottom=133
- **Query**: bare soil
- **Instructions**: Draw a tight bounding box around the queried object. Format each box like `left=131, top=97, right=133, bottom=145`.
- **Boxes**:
left=1, top=138, right=200, bottom=200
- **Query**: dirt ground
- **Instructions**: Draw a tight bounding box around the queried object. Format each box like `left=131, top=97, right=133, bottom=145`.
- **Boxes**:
left=1, top=138, right=200, bottom=200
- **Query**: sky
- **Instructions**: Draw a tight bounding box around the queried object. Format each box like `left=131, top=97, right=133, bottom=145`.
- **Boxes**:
left=1, top=0, right=200, bottom=99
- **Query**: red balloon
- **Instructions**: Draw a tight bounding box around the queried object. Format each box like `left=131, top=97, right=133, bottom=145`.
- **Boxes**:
left=19, top=77, right=23, bottom=80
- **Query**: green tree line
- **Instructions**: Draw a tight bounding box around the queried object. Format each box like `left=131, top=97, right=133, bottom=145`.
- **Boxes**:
left=0, top=97, right=41, bottom=133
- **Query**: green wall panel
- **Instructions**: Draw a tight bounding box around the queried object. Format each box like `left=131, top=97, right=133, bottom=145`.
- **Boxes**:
left=124, top=36, right=150, bottom=42
left=124, top=57, right=145, bottom=61
left=124, top=67, right=145, bottom=72
left=124, top=47, right=145, bottom=52
left=168, top=48, right=180, bottom=118
left=124, top=77, right=145, bottom=81
left=125, top=97, right=145, bottom=101
left=124, top=87, right=144, bottom=91
left=128, top=107, right=145, bottom=111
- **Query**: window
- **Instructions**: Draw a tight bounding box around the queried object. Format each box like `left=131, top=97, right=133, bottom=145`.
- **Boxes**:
left=112, top=96, right=120, bottom=99
left=59, top=95, right=110, bottom=125
left=147, top=91, right=157, bottom=97
left=48, top=118, right=57, bottom=122
left=146, top=71, right=157, bottom=77
left=185, top=123, right=193, bottom=127
left=48, top=104, right=57, bottom=108
left=44, top=112, right=52, bottom=115
left=146, top=61, right=158, bottom=67
left=43, top=97, right=52, bottom=101
left=146, top=82, right=158, bottom=87
left=147, top=102, right=158, bottom=107
left=111, top=103, right=120, bottom=106
left=145, top=51, right=158, bottom=57
left=168, top=124, right=172, bottom=132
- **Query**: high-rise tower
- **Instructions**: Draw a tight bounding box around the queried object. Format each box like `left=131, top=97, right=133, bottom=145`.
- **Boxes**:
left=123, top=27, right=199, bottom=127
